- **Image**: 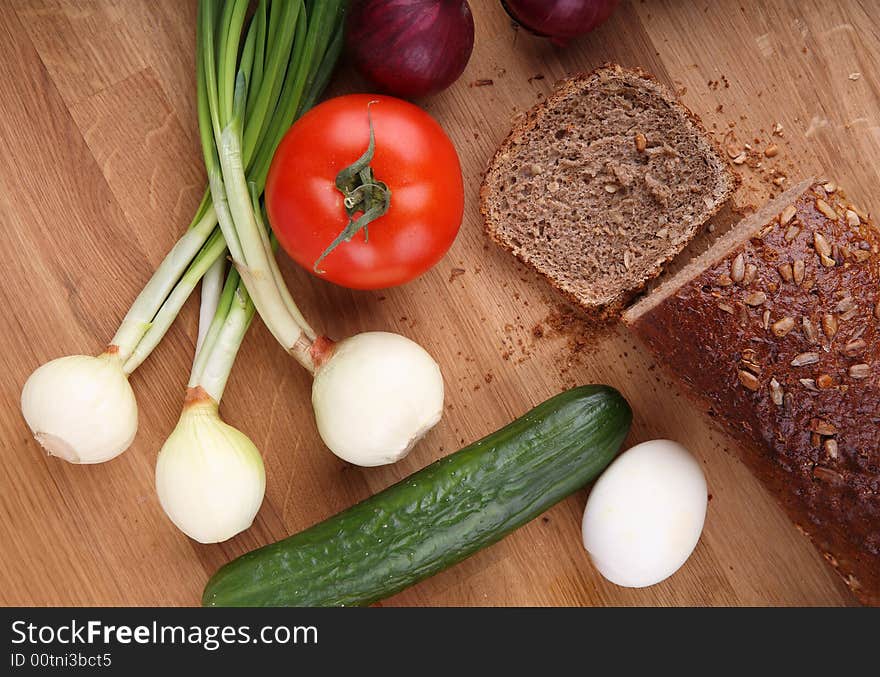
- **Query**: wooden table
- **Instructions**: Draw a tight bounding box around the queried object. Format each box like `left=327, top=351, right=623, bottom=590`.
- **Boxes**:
left=2, top=0, right=873, bottom=606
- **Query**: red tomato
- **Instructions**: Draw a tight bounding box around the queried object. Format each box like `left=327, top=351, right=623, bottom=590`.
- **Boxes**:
left=266, top=94, right=464, bottom=289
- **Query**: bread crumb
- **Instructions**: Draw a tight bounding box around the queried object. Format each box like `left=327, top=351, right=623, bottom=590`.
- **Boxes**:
left=715, top=120, right=793, bottom=203
left=542, top=301, right=612, bottom=383
left=448, top=267, right=466, bottom=282
left=849, top=72, right=861, bottom=81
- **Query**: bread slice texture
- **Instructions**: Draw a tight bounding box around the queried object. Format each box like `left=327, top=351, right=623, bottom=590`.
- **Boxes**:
left=624, top=179, right=880, bottom=605
left=481, top=65, right=735, bottom=317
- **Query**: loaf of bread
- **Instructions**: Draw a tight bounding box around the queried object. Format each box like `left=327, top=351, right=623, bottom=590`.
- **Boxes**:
left=481, top=65, right=734, bottom=318
left=623, top=179, right=880, bottom=605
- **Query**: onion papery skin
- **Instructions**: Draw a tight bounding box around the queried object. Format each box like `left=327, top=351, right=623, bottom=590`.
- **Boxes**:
left=345, top=0, right=475, bottom=98
left=20, top=353, right=138, bottom=464
left=311, top=332, right=444, bottom=466
left=502, top=0, right=620, bottom=44
left=155, top=396, right=265, bottom=544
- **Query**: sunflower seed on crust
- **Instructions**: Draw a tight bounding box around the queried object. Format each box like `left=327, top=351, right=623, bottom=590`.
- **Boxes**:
left=849, top=364, right=870, bottom=379
left=738, top=370, right=760, bottom=391
left=842, top=339, right=867, bottom=357
left=771, top=316, right=795, bottom=337
left=822, top=314, right=838, bottom=339
left=730, top=253, right=745, bottom=283
left=635, top=132, right=647, bottom=152
left=813, top=466, right=844, bottom=484
left=769, top=378, right=783, bottom=406
left=792, top=259, right=805, bottom=285
left=813, top=231, right=832, bottom=257
left=824, top=438, right=839, bottom=459
left=800, top=378, right=819, bottom=391
left=791, top=352, right=820, bottom=367
left=809, top=418, right=838, bottom=435
left=802, top=316, right=819, bottom=343
left=839, top=306, right=858, bottom=322
left=780, top=205, right=797, bottom=225
left=744, top=291, right=766, bottom=306
left=815, top=199, right=838, bottom=220
left=836, top=297, right=856, bottom=314
left=777, top=263, right=793, bottom=282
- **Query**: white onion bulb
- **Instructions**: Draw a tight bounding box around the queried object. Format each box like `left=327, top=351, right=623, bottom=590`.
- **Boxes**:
left=155, top=398, right=265, bottom=543
left=311, top=332, right=444, bottom=467
left=20, top=353, right=138, bottom=464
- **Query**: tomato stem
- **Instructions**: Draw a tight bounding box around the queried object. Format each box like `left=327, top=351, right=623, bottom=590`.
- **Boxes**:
left=314, top=102, right=392, bottom=273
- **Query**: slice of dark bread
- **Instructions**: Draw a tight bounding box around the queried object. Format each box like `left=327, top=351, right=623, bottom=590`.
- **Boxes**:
left=481, top=65, right=735, bottom=317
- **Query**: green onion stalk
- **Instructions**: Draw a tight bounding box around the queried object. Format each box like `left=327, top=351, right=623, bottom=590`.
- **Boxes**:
left=199, top=0, right=444, bottom=469
left=20, top=0, right=346, bottom=465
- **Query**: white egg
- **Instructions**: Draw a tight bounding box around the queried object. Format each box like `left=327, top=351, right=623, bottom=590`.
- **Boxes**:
left=582, top=439, right=707, bottom=588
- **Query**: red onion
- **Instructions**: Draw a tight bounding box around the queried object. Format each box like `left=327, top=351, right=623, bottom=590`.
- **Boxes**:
left=345, top=0, right=475, bottom=98
left=502, top=0, right=620, bottom=45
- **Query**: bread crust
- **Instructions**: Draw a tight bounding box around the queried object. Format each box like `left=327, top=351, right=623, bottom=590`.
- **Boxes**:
left=626, top=181, right=880, bottom=605
left=480, top=64, right=737, bottom=319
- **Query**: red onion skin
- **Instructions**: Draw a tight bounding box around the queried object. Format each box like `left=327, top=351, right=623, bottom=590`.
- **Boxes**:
left=502, top=0, right=620, bottom=45
left=346, top=0, right=475, bottom=99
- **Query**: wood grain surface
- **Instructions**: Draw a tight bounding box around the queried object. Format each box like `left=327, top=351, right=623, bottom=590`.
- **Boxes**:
left=2, top=0, right=874, bottom=606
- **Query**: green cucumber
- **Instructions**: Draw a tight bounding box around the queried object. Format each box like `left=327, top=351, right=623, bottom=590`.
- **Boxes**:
left=202, top=385, right=632, bottom=607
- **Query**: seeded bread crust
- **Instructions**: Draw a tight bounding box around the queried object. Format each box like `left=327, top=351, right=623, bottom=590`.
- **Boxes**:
left=480, top=64, right=736, bottom=319
left=624, top=179, right=880, bottom=605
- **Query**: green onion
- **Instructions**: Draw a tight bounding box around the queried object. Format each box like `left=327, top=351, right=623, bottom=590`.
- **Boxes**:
left=199, top=0, right=446, bottom=470
left=154, top=0, right=350, bottom=542
left=20, top=0, right=348, bottom=466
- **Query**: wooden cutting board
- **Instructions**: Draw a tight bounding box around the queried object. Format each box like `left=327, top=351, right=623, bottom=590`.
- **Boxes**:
left=1, top=0, right=873, bottom=606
